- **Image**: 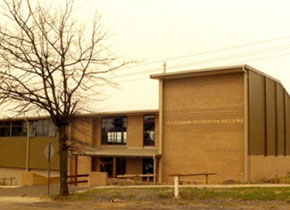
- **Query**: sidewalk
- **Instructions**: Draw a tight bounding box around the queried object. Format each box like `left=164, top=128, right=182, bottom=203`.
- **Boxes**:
left=76, top=183, right=290, bottom=193
left=0, top=184, right=87, bottom=197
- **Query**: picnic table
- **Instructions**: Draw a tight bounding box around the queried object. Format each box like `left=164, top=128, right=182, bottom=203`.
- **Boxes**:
left=169, top=172, right=216, bottom=184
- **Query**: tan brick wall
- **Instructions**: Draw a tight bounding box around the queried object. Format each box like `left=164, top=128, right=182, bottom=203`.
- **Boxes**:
left=127, top=115, right=143, bottom=147
left=78, top=156, right=91, bottom=175
left=155, top=115, right=159, bottom=148
left=88, top=172, right=107, bottom=186
left=21, top=171, right=59, bottom=186
left=249, top=155, right=290, bottom=181
left=162, top=73, right=245, bottom=183
left=126, top=158, right=143, bottom=174
left=95, top=118, right=102, bottom=146
left=71, top=117, right=93, bottom=145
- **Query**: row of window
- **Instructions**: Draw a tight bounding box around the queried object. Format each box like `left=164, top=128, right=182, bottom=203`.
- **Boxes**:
left=0, top=115, right=156, bottom=145
left=101, top=115, right=155, bottom=146
left=0, top=120, right=56, bottom=137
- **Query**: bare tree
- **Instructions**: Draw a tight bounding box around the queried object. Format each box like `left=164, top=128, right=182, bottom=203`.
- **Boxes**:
left=0, top=0, right=126, bottom=196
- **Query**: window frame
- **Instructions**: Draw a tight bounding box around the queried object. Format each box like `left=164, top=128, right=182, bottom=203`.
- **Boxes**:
left=0, top=121, right=27, bottom=137
left=29, top=119, right=56, bottom=137
left=101, top=116, right=127, bottom=145
left=143, top=114, right=155, bottom=146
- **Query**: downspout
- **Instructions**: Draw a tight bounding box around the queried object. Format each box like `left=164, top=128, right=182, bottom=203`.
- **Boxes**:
left=158, top=78, right=163, bottom=183
left=25, top=119, right=30, bottom=171
left=242, top=65, right=249, bottom=183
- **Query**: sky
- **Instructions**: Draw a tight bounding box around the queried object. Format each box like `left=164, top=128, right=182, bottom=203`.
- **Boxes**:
left=74, top=0, right=290, bottom=112
left=3, top=0, right=290, bottom=114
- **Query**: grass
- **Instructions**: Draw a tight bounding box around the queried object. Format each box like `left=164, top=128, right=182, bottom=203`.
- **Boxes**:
left=179, top=187, right=290, bottom=201
left=280, top=175, right=290, bottom=184
left=49, top=187, right=290, bottom=202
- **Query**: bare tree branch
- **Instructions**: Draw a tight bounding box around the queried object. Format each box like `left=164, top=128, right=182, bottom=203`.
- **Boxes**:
left=0, top=0, right=131, bottom=196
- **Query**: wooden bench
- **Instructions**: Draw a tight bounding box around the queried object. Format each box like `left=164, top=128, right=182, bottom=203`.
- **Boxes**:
left=117, top=174, right=156, bottom=184
left=0, top=177, right=15, bottom=185
left=169, top=172, right=216, bottom=184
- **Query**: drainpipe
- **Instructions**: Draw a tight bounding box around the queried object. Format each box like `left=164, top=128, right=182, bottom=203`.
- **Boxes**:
left=242, top=65, right=249, bottom=183
left=25, top=119, right=30, bottom=171
left=157, top=62, right=167, bottom=183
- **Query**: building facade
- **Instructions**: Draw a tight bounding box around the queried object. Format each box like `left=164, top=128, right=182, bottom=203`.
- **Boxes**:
left=0, top=64, right=289, bottom=185
left=151, top=64, right=290, bottom=183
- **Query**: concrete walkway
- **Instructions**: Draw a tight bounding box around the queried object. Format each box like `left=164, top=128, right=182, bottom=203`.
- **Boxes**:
left=76, top=183, right=290, bottom=193
left=0, top=183, right=289, bottom=196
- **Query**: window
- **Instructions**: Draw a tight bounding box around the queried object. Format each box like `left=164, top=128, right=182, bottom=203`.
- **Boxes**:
left=12, top=121, right=27, bottom=136
left=0, top=122, right=11, bottom=137
left=0, top=121, right=27, bottom=137
left=99, top=157, right=126, bottom=178
left=0, top=119, right=55, bottom=137
left=29, top=119, right=56, bottom=137
left=143, top=158, right=154, bottom=181
left=102, top=116, right=127, bottom=145
left=143, top=115, right=155, bottom=146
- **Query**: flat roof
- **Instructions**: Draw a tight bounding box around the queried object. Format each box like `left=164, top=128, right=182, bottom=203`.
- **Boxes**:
left=150, top=64, right=280, bottom=83
left=150, top=64, right=289, bottom=96
left=150, top=64, right=246, bottom=80
left=0, top=109, right=159, bottom=121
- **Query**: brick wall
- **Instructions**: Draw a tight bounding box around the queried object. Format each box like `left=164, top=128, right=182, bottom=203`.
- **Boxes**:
left=161, top=72, right=245, bottom=183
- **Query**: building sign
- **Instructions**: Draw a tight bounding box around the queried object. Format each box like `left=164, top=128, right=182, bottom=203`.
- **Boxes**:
left=165, top=118, right=244, bottom=125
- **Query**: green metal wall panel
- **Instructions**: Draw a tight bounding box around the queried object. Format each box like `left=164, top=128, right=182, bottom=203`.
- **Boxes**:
left=266, top=79, right=276, bottom=155
left=29, top=137, right=59, bottom=170
left=0, top=138, right=26, bottom=168
left=249, top=71, right=265, bottom=155
left=276, top=84, right=285, bottom=155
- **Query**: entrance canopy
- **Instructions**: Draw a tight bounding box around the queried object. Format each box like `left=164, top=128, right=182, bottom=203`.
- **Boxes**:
left=73, top=146, right=161, bottom=158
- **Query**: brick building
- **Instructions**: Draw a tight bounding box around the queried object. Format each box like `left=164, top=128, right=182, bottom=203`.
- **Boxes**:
left=0, top=64, right=289, bottom=185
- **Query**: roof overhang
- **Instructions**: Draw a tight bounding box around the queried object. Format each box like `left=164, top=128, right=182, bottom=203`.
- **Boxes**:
left=150, top=64, right=247, bottom=80
left=73, top=146, right=161, bottom=158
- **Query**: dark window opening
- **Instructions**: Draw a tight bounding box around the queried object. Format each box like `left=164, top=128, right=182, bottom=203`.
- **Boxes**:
left=102, top=117, right=127, bottom=145
left=91, top=156, right=97, bottom=172
left=144, top=115, right=155, bottom=146
left=12, top=121, right=27, bottom=136
left=100, top=157, right=126, bottom=178
left=0, top=121, right=27, bottom=137
left=143, top=158, right=154, bottom=181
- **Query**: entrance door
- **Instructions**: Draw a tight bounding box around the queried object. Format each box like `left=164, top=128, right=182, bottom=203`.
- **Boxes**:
left=100, top=157, right=126, bottom=178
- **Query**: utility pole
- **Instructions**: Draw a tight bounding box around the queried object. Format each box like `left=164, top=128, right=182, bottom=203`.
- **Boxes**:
left=163, top=61, right=167, bottom=73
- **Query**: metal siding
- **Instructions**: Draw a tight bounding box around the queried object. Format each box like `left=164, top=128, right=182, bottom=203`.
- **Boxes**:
left=29, top=137, right=59, bottom=170
left=0, top=138, right=26, bottom=168
left=287, top=94, right=290, bottom=155
left=266, top=79, right=277, bottom=155
left=249, top=71, right=265, bottom=155
left=276, top=84, right=285, bottom=155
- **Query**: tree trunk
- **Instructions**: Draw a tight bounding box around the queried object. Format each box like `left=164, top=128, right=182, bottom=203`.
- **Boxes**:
left=58, top=125, right=69, bottom=196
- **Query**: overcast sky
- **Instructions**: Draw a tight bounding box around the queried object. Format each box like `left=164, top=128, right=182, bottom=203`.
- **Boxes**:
left=3, top=0, right=290, bottom=114
left=74, top=0, right=290, bottom=112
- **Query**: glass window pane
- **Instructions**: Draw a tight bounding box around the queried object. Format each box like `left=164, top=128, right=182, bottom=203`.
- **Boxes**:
left=42, top=120, right=49, bottom=136
left=144, top=115, right=155, bottom=146
left=0, top=122, right=10, bottom=137
left=36, top=120, right=43, bottom=136
left=12, top=121, right=27, bottom=137
left=29, top=121, right=36, bottom=137
left=48, top=121, right=56, bottom=137
left=102, top=116, right=127, bottom=145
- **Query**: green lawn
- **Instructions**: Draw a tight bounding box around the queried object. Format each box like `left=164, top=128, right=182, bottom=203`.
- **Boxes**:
left=50, top=187, right=290, bottom=202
